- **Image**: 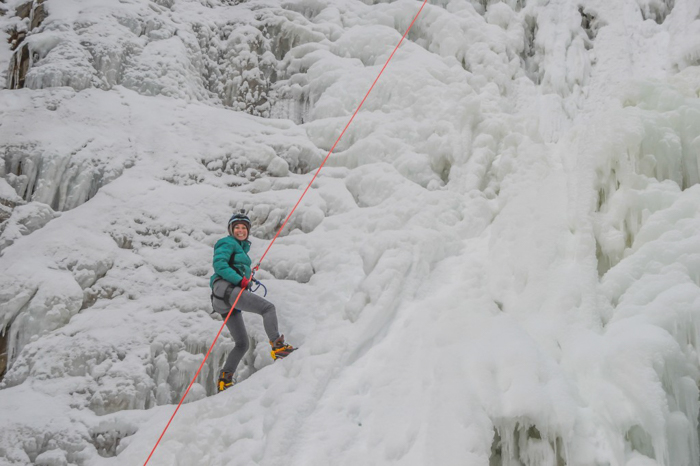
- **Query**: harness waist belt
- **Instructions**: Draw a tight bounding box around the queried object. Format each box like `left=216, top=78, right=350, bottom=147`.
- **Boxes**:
left=212, top=278, right=235, bottom=303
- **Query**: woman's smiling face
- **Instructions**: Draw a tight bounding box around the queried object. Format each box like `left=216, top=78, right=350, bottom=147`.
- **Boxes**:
left=232, top=223, right=248, bottom=240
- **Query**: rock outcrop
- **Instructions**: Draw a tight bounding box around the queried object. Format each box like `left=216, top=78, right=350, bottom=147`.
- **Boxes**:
left=6, top=0, right=46, bottom=89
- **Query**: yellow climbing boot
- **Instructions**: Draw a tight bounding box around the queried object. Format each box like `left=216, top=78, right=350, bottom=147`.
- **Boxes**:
left=270, top=335, right=296, bottom=360
left=217, top=371, right=234, bottom=393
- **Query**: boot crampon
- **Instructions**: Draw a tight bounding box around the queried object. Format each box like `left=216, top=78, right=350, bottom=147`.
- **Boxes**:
left=217, top=371, right=234, bottom=393
left=270, top=335, right=296, bottom=360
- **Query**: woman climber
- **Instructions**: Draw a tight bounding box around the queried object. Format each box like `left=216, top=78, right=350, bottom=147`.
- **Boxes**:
left=210, top=210, right=295, bottom=392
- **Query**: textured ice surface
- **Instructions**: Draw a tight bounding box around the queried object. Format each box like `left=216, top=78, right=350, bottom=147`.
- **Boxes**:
left=1, top=0, right=700, bottom=465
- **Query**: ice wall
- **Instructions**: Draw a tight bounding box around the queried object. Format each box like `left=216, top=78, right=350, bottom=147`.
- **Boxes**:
left=0, top=84, right=331, bottom=463
left=592, top=76, right=700, bottom=275
left=2, top=0, right=335, bottom=119
left=1, top=0, right=700, bottom=465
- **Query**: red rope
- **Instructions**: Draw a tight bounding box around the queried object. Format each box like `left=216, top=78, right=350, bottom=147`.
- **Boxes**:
left=143, top=2, right=427, bottom=464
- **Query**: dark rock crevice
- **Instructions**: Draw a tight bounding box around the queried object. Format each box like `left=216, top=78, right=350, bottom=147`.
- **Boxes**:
left=29, top=0, right=46, bottom=31
left=638, top=0, right=675, bottom=24
left=490, top=422, right=566, bottom=465
left=0, top=327, right=8, bottom=382
left=520, top=14, right=541, bottom=85
left=578, top=6, right=604, bottom=44
left=5, top=0, right=47, bottom=89
left=7, top=42, right=30, bottom=89
left=91, top=427, right=136, bottom=458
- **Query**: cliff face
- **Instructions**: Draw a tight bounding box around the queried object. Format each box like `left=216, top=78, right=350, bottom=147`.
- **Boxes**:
left=3, top=0, right=301, bottom=117
left=5, top=0, right=45, bottom=89
left=1, top=1, right=700, bottom=465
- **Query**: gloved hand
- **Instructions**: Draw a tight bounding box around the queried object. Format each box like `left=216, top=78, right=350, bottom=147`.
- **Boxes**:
left=239, top=276, right=250, bottom=289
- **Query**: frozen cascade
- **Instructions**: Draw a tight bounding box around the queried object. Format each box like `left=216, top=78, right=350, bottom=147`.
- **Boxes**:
left=591, top=79, right=700, bottom=275
left=2, top=0, right=336, bottom=119
left=0, top=0, right=700, bottom=465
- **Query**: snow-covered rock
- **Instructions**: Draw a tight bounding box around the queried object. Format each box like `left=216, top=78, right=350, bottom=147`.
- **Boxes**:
left=1, top=0, right=700, bottom=465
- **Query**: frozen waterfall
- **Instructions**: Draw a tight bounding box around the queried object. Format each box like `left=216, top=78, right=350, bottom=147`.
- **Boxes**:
left=1, top=0, right=700, bottom=465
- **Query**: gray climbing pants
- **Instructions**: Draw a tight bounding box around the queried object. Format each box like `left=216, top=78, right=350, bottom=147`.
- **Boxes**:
left=211, top=279, right=280, bottom=374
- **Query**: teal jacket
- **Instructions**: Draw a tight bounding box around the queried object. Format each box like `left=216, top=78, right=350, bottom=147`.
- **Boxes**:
left=210, top=236, right=252, bottom=288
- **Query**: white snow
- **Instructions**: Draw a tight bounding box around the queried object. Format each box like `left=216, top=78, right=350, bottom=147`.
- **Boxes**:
left=1, top=0, right=700, bottom=465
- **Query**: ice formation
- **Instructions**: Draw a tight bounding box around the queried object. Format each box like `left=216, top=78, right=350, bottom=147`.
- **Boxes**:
left=1, top=0, right=700, bottom=465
